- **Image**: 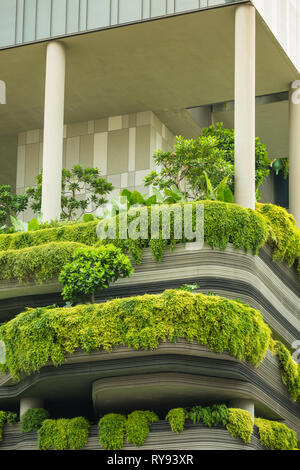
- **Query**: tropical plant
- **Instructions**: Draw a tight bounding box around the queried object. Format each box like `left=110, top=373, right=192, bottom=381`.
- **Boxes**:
left=202, top=122, right=271, bottom=198
left=26, top=165, right=113, bottom=221
left=144, top=135, right=234, bottom=201
left=21, top=408, right=49, bottom=432
left=10, top=215, right=41, bottom=233
left=0, top=185, right=28, bottom=228
left=59, top=244, right=133, bottom=303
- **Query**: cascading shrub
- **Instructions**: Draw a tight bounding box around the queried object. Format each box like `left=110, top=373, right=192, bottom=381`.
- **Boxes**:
left=21, top=408, right=49, bottom=432
left=0, top=241, right=85, bottom=283
left=225, top=409, right=253, bottom=444
left=0, top=290, right=272, bottom=379
left=38, top=417, right=89, bottom=450
left=0, top=411, right=18, bottom=442
left=255, top=418, right=298, bottom=450
left=125, top=411, right=159, bottom=447
left=165, top=408, right=186, bottom=433
left=98, top=414, right=127, bottom=450
left=274, top=341, right=300, bottom=402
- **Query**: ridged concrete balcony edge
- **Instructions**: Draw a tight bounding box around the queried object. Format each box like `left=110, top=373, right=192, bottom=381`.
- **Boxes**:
left=0, top=422, right=264, bottom=451
left=0, top=342, right=299, bottom=434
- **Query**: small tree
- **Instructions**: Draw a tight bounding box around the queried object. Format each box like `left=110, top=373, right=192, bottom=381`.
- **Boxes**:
left=202, top=122, right=271, bottom=197
left=26, top=165, right=113, bottom=221
left=0, top=185, right=28, bottom=227
left=144, top=135, right=234, bottom=201
left=59, top=244, right=133, bottom=304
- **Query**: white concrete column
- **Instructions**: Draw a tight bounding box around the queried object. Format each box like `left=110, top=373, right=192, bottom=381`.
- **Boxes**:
left=20, top=397, right=44, bottom=418
left=41, top=41, right=66, bottom=222
left=229, top=398, right=255, bottom=420
left=234, top=4, right=256, bottom=209
left=289, top=81, right=300, bottom=228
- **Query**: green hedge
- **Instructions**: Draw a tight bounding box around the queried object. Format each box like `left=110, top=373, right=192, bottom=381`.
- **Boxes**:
left=255, top=418, right=298, bottom=450
left=275, top=342, right=300, bottom=402
left=0, top=202, right=299, bottom=281
left=256, top=203, right=300, bottom=276
left=0, top=220, right=98, bottom=252
left=38, top=417, right=89, bottom=450
left=21, top=408, right=49, bottom=432
left=0, top=290, right=271, bottom=379
left=0, top=242, right=85, bottom=283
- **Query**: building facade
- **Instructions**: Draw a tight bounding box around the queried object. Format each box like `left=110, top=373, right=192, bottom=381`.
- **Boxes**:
left=0, top=0, right=299, bottom=451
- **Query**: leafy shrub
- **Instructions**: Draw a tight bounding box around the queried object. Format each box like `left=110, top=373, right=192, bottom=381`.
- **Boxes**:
left=275, top=342, right=300, bottom=402
left=256, top=203, right=300, bottom=276
left=98, top=414, right=127, bottom=450
left=0, top=411, right=18, bottom=442
left=126, top=411, right=159, bottom=447
left=165, top=408, right=186, bottom=433
left=0, top=290, right=271, bottom=379
left=226, top=409, right=253, bottom=444
left=26, top=165, right=113, bottom=221
left=38, top=417, right=89, bottom=450
left=0, top=242, right=84, bottom=283
left=189, top=404, right=229, bottom=427
left=202, top=123, right=270, bottom=198
left=59, top=244, right=133, bottom=303
left=0, top=185, right=28, bottom=227
left=255, top=418, right=298, bottom=450
left=21, top=408, right=49, bottom=432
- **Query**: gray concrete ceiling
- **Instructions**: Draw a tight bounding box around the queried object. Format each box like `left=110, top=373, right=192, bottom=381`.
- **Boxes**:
left=0, top=5, right=298, bottom=139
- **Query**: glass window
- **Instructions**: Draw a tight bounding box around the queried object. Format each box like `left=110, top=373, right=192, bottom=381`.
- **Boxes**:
left=0, top=0, right=17, bottom=47
left=87, top=0, right=110, bottom=30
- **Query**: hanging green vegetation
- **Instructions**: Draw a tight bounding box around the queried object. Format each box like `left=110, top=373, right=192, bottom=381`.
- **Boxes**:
left=189, top=404, right=229, bottom=428
left=21, top=408, right=49, bottom=433
left=165, top=408, right=187, bottom=433
left=254, top=418, right=297, bottom=450
left=98, top=414, right=127, bottom=450
left=126, top=411, right=159, bottom=447
left=0, top=411, right=18, bottom=442
left=0, top=290, right=271, bottom=379
left=274, top=342, right=300, bottom=402
left=225, top=409, right=253, bottom=444
left=38, top=417, right=89, bottom=450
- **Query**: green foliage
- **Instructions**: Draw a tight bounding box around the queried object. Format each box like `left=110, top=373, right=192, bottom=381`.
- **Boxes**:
left=189, top=404, right=229, bottom=428
left=26, top=165, right=113, bottom=221
left=0, top=219, right=98, bottom=252
left=0, top=411, right=18, bottom=442
left=256, top=203, right=300, bottom=276
left=126, top=411, right=159, bottom=447
left=275, top=341, right=300, bottom=402
left=38, top=417, right=89, bottom=450
left=202, top=122, right=270, bottom=198
left=0, top=185, right=28, bottom=227
left=0, top=290, right=272, bottom=379
left=100, top=201, right=269, bottom=264
left=10, top=216, right=41, bottom=233
left=165, top=408, right=186, bottom=433
left=0, top=242, right=84, bottom=283
left=255, top=418, right=297, bottom=450
left=98, top=414, right=127, bottom=450
left=21, top=408, right=49, bottom=432
left=59, top=244, right=133, bottom=303
left=144, top=135, right=234, bottom=200
left=226, top=409, right=253, bottom=444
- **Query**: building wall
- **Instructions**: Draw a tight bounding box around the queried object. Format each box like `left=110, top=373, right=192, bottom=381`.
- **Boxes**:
left=253, top=0, right=300, bottom=72
left=16, top=111, right=175, bottom=219
left=0, top=0, right=243, bottom=49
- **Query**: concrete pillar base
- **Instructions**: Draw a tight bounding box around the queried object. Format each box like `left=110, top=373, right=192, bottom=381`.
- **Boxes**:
left=20, top=397, right=44, bottom=418
left=229, top=398, right=255, bottom=420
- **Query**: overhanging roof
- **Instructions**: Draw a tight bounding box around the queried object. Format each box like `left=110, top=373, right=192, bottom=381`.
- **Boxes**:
left=0, top=4, right=298, bottom=140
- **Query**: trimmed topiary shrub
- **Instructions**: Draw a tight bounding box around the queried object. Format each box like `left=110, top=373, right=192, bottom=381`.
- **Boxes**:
left=98, top=414, right=127, bottom=450
left=0, top=241, right=84, bottom=283
left=38, top=417, right=89, bottom=450
left=0, top=290, right=272, bottom=379
left=165, top=408, right=186, bottom=433
left=59, top=244, right=133, bottom=303
left=21, top=408, right=49, bottom=432
left=226, top=409, right=254, bottom=444
left=126, top=411, right=159, bottom=447
left=255, top=418, right=298, bottom=450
